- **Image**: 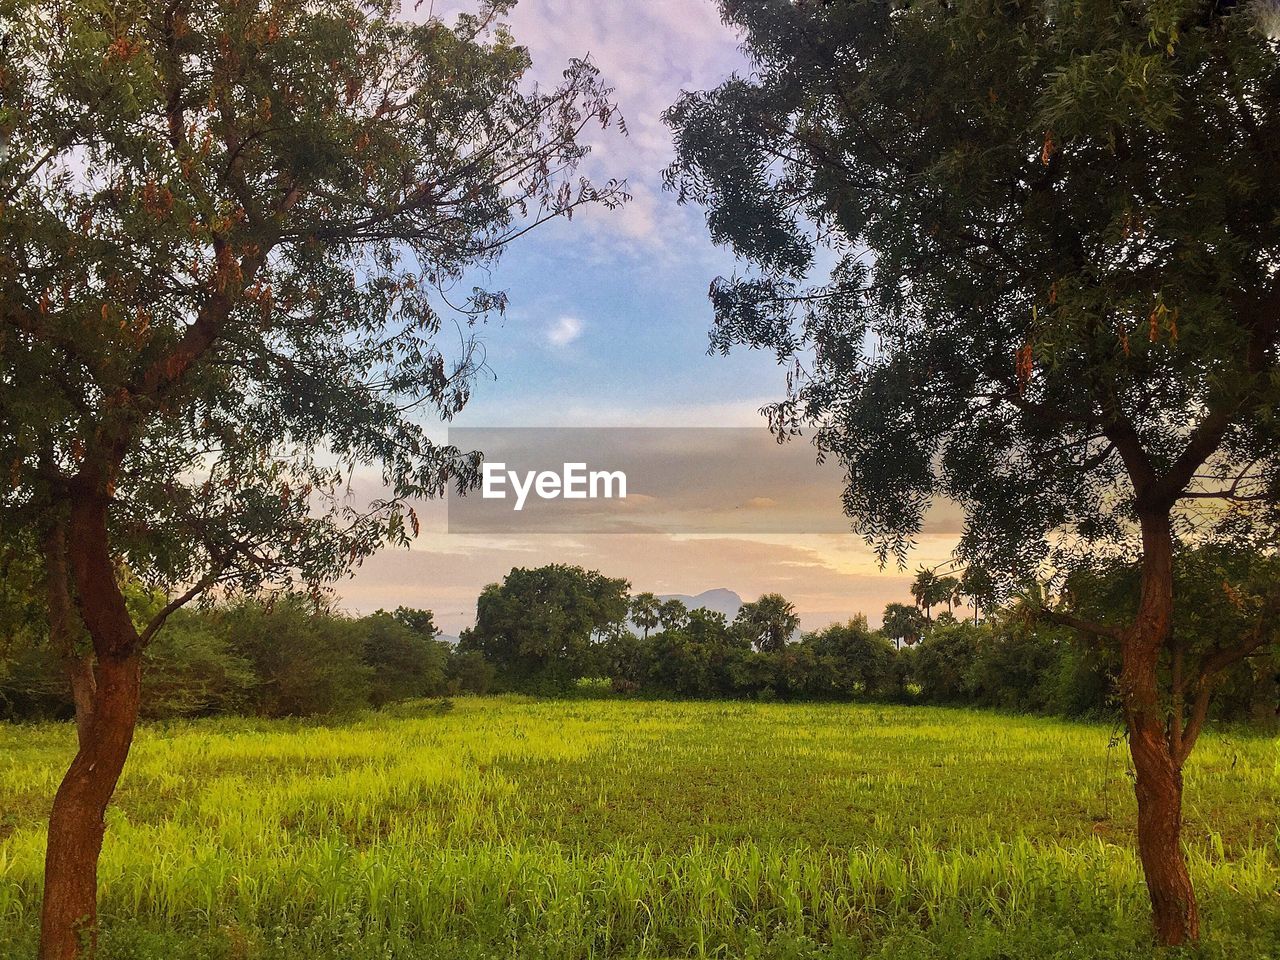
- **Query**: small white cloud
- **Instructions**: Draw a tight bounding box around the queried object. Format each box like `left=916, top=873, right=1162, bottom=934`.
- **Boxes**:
left=547, top=315, right=584, bottom=348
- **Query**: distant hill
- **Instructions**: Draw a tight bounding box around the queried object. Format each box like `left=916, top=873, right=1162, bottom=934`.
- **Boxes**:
left=656, top=588, right=743, bottom=620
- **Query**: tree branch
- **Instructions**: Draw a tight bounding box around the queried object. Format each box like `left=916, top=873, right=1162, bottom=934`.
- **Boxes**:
left=138, top=564, right=228, bottom=646
left=1037, top=605, right=1123, bottom=641
left=1176, top=591, right=1280, bottom=764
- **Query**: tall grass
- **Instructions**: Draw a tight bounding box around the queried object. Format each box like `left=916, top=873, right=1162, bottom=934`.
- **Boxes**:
left=0, top=698, right=1276, bottom=958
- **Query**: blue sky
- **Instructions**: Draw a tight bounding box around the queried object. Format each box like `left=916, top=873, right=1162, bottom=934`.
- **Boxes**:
left=453, top=226, right=790, bottom=428
left=432, top=0, right=788, bottom=429
left=339, top=1, right=963, bottom=632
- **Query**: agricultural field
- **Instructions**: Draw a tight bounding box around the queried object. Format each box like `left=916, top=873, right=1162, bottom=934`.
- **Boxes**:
left=1, top=697, right=1277, bottom=960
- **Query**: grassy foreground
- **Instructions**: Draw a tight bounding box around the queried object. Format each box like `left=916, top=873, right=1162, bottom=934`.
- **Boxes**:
left=0, top=697, right=1276, bottom=959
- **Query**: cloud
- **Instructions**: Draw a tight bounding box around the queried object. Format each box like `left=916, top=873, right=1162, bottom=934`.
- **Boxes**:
left=546, top=315, right=584, bottom=348
left=743, top=496, right=777, bottom=509
left=342, top=530, right=922, bottom=633
left=409, top=1, right=748, bottom=257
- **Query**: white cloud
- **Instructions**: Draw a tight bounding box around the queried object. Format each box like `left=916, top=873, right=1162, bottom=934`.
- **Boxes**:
left=546, top=315, right=584, bottom=347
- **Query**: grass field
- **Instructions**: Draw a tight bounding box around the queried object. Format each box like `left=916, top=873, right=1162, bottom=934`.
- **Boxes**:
left=0, top=697, right=1277, bottom=959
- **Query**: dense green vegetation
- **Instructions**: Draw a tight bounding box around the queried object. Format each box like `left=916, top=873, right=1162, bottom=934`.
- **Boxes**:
left=457, top=562, right=1276, bottom=721
left=0, top=0, right=622, bottom=949
left=1, top=597, right=490, bottom=722
left=1, top=0, right=1275, bottom=954
left=5, top=561, right=1276, bottom=725
left=1, top=697, right=1276, bottom=959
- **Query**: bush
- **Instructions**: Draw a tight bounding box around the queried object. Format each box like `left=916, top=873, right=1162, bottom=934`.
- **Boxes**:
left=224, top=597, right=372, bottom=717
left=600, top=630, right=651, bottom=694
left=912, top=622, right=983, bottom=703
left=802, top=618, right=897, bottom=699
left=1043, top=639, right=1114, bottom=719
left=445, top=649, right=496, bottom=695
left=0, top=628, right=66, bottom=722
left=966, top=624, right=1061, bottom=712
left=141, top=610, right=256, bottom=718
left=359, top=610, right=448, bottom=707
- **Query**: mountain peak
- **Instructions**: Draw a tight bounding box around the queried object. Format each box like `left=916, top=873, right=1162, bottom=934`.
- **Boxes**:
left=656, top=588, right=743, bottom=619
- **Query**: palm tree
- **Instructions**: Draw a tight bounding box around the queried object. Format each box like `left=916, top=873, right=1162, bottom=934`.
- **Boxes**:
left=734, top=593, right=801, bottom=652
left=959, top=566, right=997, bottom=625
left=657, top=598, right=689, bottom=632
left=938, top=575, right=962, bottom=615
left=630, top=592, right=661, bottom=639
left=881, top=602, right=925, bottom=649
left=910, top=567, right=946, bottom=621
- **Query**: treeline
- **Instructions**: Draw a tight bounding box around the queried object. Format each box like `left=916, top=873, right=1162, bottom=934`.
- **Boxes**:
left=0, top=593, right=492, bottom=722
left=456, top=563, right=1276, bottom=721
left=3, top=560, right=1276, bottom=724
left=453, top=565, right=1123, bottom=712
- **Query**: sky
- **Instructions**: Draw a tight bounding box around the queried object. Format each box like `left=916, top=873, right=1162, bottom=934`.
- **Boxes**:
left=337, top=0, right=966, bottom=633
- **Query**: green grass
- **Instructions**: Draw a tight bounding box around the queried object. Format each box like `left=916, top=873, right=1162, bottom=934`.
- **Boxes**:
left=1, top=697, right=1277, bottom=959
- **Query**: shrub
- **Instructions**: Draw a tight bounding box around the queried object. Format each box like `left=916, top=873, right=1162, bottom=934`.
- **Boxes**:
left=445, top=649, right=497, bottom=695
left=803, top=617, right=897, bottom=699
left=359, top=610, right=449, bottom=707
left=912, top=622, right=984, bottom=703
left=141, top=610, right=256, bottom=718
left=224, top=597, right=372, bottom=717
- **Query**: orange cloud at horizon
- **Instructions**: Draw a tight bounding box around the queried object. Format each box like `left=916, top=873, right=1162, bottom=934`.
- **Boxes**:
left=336, top=529, right=965, bottom=635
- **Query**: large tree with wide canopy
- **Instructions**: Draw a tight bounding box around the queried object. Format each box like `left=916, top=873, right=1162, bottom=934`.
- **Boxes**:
left=666, top=0, right=1279, bottom=944
left=0, top=1, right=623, bottom=955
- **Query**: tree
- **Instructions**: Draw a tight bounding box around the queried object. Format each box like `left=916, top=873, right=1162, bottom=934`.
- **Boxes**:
left=444, top=648, right=496, bottom=695
left=459, top=564, right=631, bottom=688
left=390, top=606, right=441, bottom=643
left=940, top=576, right=962, bottom=616
left=910, top=567, right=952, bottom=621
left=225, top=595, right=372, bottom=716
left=361, top=608, right=448, bottom=706
left=140, top=608, right=256, bottom=717
left=805, top=616, right=896, bottom=698
left=912, top=620, right=984, bottom=703
left=0, top=1, right=622, bottom=955
left=880, top=602, right=925, bottom=650
left=600, top=627, right=650, bottom=693
left=666, top=0, right=1279, bottom=944
left=0, top=532, right=64, bottom=720
left=1064, top=544, right=1280, bottom=721
left=657, top=597, right=690, bottom=632
left=733, top=592, right=800, bottom=652
left=909, top=569, right=937, bottom=622
left=649, top=606, right=746, bottom=696
left=959, top=566, right=998, bottom=625
left=629, top=591, right=661, bottom=639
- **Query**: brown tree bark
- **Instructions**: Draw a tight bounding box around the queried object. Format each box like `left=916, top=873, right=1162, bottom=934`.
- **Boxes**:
left=39, top=488, right=144, bottom=960
left=1121, top=510, right=1199, bottom=946
left=1129, top=709, right=1198, bottom=945
left=42, top=518, right=96, bottom=749
left=38, top=653, right=140, bottom=960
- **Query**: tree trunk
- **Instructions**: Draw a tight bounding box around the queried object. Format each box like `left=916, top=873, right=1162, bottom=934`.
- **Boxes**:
left=42, top=518, right=96, bottom=749
left=1122, top=510, right=1199, bottom=946
left=64, top=657, right=98, bottom=751
left=38, top=653, right=141, bottom=960
left=1129, top=709, right=1198, bottom=945
left=40, top=486, right=144, bottom=960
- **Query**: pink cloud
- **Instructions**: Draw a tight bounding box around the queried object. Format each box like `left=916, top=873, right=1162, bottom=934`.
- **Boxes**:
left=406, top=1, right=747, bottom=253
